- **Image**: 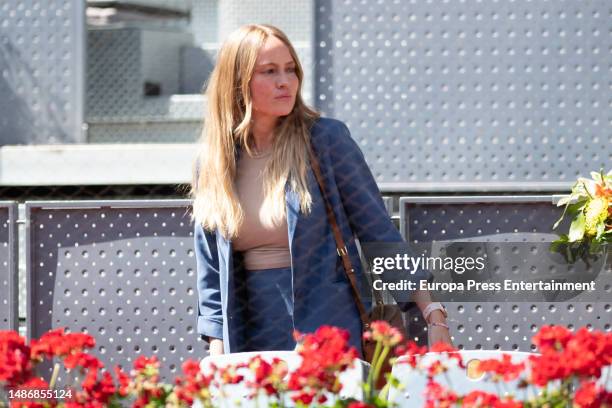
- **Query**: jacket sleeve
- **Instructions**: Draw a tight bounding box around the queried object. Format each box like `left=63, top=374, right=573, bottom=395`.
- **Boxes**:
left=194, top=221, right=224, bottom=340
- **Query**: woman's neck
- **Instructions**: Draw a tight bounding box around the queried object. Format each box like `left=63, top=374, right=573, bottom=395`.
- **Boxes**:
left=250, top=115, right=277, bottom=152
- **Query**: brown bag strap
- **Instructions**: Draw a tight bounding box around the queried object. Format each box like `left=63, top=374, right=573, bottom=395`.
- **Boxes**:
left=308, top=144, right=372, bottom=330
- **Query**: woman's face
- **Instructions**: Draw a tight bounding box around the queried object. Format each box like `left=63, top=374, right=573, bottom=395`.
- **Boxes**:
left=249, top=36, right=299, bottom=122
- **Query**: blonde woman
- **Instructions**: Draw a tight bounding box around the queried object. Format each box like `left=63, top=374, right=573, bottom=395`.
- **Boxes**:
left=191, top=24, right=451, bottom=357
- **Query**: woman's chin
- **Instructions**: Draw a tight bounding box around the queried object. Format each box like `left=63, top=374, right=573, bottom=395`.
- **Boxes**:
left=271, top=108, right=295, bottom=118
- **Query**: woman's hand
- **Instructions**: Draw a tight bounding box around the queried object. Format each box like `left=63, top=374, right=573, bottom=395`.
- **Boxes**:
left=208, top=338, right=224, bottom=356
left=427, top=310, right=453, bottom=346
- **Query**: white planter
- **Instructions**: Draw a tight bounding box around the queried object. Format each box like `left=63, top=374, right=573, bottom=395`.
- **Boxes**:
left=388, top=350, right=534, bottom=407
left=193, top=351, right=370, bottom=407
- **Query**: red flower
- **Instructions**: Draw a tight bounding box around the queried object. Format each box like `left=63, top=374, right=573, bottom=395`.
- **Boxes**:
left=429, top=342, right=464, bottom=370
left=290, top=390, right=315, bottom=405
left=363, top=320, right=404, bottom=347
left=8, top=376, right=51, bottom=408
left=427, top=360, right=447, bottom=378
left=247, top=355, right=288, bottom=398
left=494, top=399, right=523, bottom=408
left=30, top=328, right=95, bottom=360
left=531, top=325, right=572, bottom=352
left=573, top=380, right=612, bottom=408
left=529, top=326, right=612, bottom=386
left=0, top=331, right=33, bottom=388
left=216, top=363, right=246, bottom=385
left=347, top=403, right=376, bottom=408
left=173, top=359, right=214, bottom=406
left=113, top=365, right=131, bottom=397
left=477, top=354, right=525, bottom=382
left=564, top=328, right=609, bottom=379
left=63, top=352, right=104, bottom=372
left=133, top=355, right=159, bottom=372
left=63, top=366, right=118, bottom=407
left=424, top=379, right=458, bottom=408
left=528, top=351, right=570, bottom=386
left=128, top=355, right=169, bottom=407
left=395, top=341, right=427, bottom=368
left=288, top=326, right=358, bottom=400
left=461, top=392, right=523, bottom=408
left=461, top=390, right=500, bottom=407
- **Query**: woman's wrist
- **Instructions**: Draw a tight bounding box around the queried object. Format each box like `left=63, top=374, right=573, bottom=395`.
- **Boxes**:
left=423, top=302, right=448, bottom=324
left=427, top=309, right=447, bottom=324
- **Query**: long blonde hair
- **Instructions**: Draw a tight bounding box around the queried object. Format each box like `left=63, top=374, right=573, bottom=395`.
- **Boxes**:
left=190, top=24, right=320, bottom=239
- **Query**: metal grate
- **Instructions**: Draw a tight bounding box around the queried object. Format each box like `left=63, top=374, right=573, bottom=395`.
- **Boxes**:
left=25, top=200, right=200, bottom=382
left=314, top=0, right=612, bottom=190
left=0, top=0, right=85, bottom=144
left=399, top=196, right=611, bottom=351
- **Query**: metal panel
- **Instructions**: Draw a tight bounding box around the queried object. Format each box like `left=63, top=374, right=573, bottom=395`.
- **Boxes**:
left=87, top=27, right=194, bottom=118
left=0, top=0, right=85, bottom=144
left=0, top=202, right=18, bottom=330
left=87, top=27, right=141, bottom=117
left=399, top=196, right=611, bottom=351
left=399, top=195, right=555, bottom=241
left=25, top=200, right=199, bottom=382
left=315, top=1, right=612, bottom=191
left=191, top=0, right=219, bottom=45
left=86, top=27, right=200, bottom=142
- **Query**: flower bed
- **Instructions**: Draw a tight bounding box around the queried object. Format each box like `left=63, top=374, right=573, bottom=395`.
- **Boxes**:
left=1, top=323, right=611, bottom=407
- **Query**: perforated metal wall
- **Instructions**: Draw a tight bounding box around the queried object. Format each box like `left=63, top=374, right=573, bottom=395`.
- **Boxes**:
left=86, top=26, right=202, bottom=143
left=0, top=202, right=18, bottom=330
left=399, top=196, right=611, bottom=351
left=25, top=200, right=200, bottom=382
left=86, top=28, right=194, bottom=117
left=314, top=1, right=612, bottom=190
left=191, top=0, right=219, bottom=45
left=86, top=27, right=140, bottom=117
left=0, top=0, right=85, bottom=144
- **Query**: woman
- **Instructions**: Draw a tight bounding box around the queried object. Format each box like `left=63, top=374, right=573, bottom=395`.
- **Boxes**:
left=191, top=24, right=451, bottom=357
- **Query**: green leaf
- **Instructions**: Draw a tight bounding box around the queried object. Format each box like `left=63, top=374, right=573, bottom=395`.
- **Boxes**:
left=550, top=235, right=569, bottom=252
left=553, top=201, right=586, bottom=230
left=568, top=212, right=586, bottom=242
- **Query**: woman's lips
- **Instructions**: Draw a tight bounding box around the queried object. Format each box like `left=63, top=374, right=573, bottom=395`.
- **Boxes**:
left=275, top=95, right=292, bottom=99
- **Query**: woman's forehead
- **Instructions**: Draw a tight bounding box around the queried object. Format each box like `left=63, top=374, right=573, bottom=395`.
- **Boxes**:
left=255, top=36, right=294, bottom=65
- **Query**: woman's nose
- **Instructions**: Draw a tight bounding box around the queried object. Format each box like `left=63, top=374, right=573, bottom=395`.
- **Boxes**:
left=277, top=72, right=289, bottom=87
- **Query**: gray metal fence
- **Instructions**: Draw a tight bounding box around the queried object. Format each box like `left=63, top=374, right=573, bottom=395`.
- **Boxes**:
left=25, top=200, right=199, bottom=382
left=314, top=0, right=612, bottom=191
left=0, top=0, right=85, bottom=144
left=399, top=196, right=611, bottom=351
left=2, top=195, right=607, bottom=382
left=0, top=201, right=18, bottom=330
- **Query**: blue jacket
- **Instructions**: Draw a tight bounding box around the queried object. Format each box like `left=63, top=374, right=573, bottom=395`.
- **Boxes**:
left=194, top=117, right=406, bottom=354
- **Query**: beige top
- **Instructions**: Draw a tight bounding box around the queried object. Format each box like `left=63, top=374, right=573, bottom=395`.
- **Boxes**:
left=233, top=148, right=291, bottom=271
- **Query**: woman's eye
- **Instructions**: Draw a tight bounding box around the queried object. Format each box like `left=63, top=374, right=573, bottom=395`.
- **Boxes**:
left=265, top=69, right=275, bottom=74
left=287, top=67, right=296, bottom=73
